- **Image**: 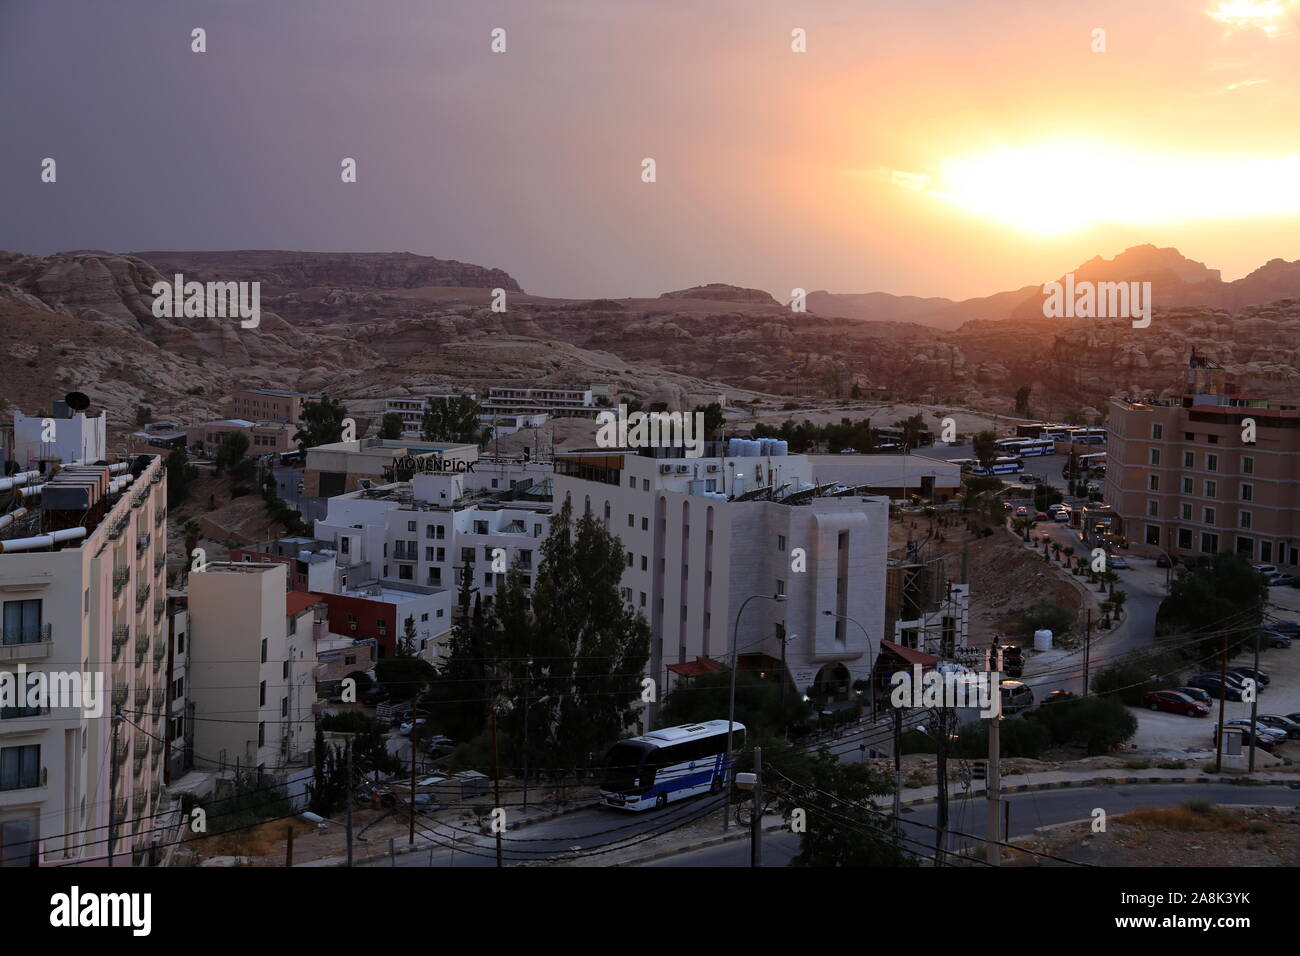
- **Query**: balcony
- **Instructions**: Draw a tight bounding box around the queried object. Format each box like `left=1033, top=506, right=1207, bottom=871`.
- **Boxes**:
left=134, top=630, right=150, bottom=654
left=112, top=681, right=128, bottom=707
left=153, top=551, right=166, bottom=573
left=152, top=640, right=166, bottom=664
left=134, top=684, right=149, bottom=707
left=107, top=515, right=129, bottom=541
left=0, top=623, right=53, bottom=662
left=135, top=583, right=151, bottom=613
left=153, top=599, right=165, bottom=624
left=113, top=736, right=128, bottom=763
left=113, top=796, right=128, bottom=822
left=151, top=737, right=164, bottom=756
left=154, top=507, right=166, bottom=527
left=113, top=566, right=130, bottom=597
left=132, top=791, right=147, bottom=814
left=151, top=686, right=165, bottom=708
left=136, top=533, right=151, bottom=556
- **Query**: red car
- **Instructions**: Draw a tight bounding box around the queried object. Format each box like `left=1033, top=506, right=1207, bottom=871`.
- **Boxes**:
left=1143, top=690, right=1210, bottom=717
left=1034, top=512, right=1048, bottom=521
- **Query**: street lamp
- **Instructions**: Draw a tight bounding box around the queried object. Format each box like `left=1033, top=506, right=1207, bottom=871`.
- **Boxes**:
left=823, top=610, right=876, bottom=721
left=724, top=592, right=786, bottom=832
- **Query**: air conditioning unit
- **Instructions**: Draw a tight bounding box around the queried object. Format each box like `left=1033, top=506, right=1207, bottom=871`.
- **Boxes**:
left=659, top=464, right=673, bottom=474
left=359, top=479, right=373, bottom=490
left=676, top=465, right=689, bottom=473
left=706, top=464, right=719, bottom=473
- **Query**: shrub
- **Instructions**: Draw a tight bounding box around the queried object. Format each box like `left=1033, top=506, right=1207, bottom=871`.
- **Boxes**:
left=1027, top=696, right=1137, bottom=755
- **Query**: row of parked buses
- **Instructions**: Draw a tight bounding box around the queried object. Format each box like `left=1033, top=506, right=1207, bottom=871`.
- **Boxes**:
left=1016, top=424, right=1108, bottom=445
left=952, top=456, right=1024, bottom=475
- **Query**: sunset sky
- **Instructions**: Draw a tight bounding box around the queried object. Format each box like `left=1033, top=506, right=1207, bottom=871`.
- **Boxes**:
left=3, top=0, right=1299, bottom=300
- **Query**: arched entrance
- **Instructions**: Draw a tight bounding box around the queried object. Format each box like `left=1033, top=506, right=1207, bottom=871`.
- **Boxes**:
left=811, top=662, right=852, bottom=705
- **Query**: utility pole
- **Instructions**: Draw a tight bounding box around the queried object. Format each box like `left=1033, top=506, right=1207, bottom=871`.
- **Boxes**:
left=491, top=708, right=503, bottom=868
left=1248, top=619, right=1261, bottom=773
left=1083, top=609, right=1092, bottom=695
left=409, top=728, right=418, bottom=846
left=892, top=707, right=903, bottom=831
left=933, top=709, right=949, bottom=866
left=1214, top=631, right=1228, bottom=774
left=109, top=706, right=122, bottom=867
left=986, top=711, right=1001, bottom=867
left=345, top=745, right=354, bottom=867
left=750, top=747, right=763, bottom=868
left=286, top=826, right=294, bottom=867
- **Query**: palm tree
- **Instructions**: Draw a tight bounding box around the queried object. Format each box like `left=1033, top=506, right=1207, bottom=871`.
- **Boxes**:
left=1111, top=589, right=1128, bottom=619
left=1051, top=542, right=1062, bottom=563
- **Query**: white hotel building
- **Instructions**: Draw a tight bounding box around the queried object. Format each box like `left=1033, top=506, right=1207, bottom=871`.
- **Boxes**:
left=0, top=455, right=169, bottom=866
left=553, top=445, right=897, bottom=710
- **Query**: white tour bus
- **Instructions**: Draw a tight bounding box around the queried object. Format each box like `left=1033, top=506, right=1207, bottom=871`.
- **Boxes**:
left=1069, top=428, right=1107, bottom=445
left=1007, top=438, right=1054, bottom=457
left=599, top=720, right=745, bottom=811
left=969, top=456, right=1025, bottom=476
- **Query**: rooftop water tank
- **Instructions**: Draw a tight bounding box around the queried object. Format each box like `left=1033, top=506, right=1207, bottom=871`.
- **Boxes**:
left=1032, top=629, right=1053, bottom=652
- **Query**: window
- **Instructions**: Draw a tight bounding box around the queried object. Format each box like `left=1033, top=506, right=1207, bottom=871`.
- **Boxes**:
left=1177, top=528, right=1193, bottom=549
left=474, top=520, right=489, bottom=535
left=1235, top=537, right=1254, bottom=558
left=0, top=745, right=40, bottom=791
left=1183, top=451, right=1194, bottom=468
left=1146, top=500, right=1158, bottom=517
left=627, top=551, right=634, bottom=567
left=281, top=697, right=288, bottom=718
left=629, top=476, right=636, bottom=488
left=1208, top=434, right=1218, bottom=444
left=1240, top=511, right=1253, bottom=529
left=642, top=479, right=649, bottom=491
left=340, top=538, right=350, bottom=555
left=1241, top=483, right=1253, bottom=502
left=1184, top=432, right=1195, bottom=442
left=776, top=579, right=786, bottom=597
left=282, top=660, right=289, bottom=679
left=1148, top=474, right=1159, bottom=491
left=1, top=673, right=42, bottom=719
left=640, top=592, right=646, bottom=607
left=421, top=612, right=428, bottom=622
left=777, top=535, right=787, bottom=551
left=628, top=514, right=634, bottom=527
left=258, top=722, right=265, bottom=748
left=398, top=564, right=413, bottom=580
left=641, top=517, right=648, bottom=531
left=1205, top=480, right=1217, bottom=498
left=1149, top=448, right=1161, bottom=466
left=177, top=631, right=185, bottom=653
left=1181, top=477, right=1193, bottom=494
left=484, top=573, right=492, bottom=587
left=425, top=547, right=436, bottom=561
left=2, top=600, right=42, bottom=646
left=640, top=556, right=647, bottom=571
left=1206, top=454, right=1218, bottom=471
left=1180, top=503, right=1192, bottom=520
left=259, top=681, right=266, bottom=706
left=461, top=548, right=474, bottom=562
left=1200, top=532, right=1219, bottom=553
left=1261, top=541, right=1273, bottom=562
left=1203, top=507, right=1216, bottom=525
left=407, top=521, right=416, bottom=533
left=261, top=638, right=267, bottom=663
left=1242, top=456, right=1254, bottom=475
left=1145, top=525, right=1161, bottom=546
left=1151, top=423, right=1163, bottom=440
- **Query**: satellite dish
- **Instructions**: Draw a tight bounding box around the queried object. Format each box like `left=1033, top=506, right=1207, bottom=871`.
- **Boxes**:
left=64, top=392, right=91, bottom=412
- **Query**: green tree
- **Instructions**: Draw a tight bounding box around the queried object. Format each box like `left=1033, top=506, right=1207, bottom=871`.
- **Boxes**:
left=378, top=412, right=405, bottom=440
left=213, top=430, right=250, bottom=475
left=375, top=655, right=437, bottom=703
left=1157, top=551, right=1266, bottom=661
left=420, top=396, right=483, bottom=444
left=657, top=669, right=808, bottom=740
left=165, top=448, right=199, bottom=506
left=1028, top=696, right=1137, bottom=755
left=526, top=498, right=651, bottom=776
left=1014, top=386, right=1032, bottom=416
left=294, top=396, right=349, bottom=452
left=693, top=402, right=726, bottom=442
left=892, top=413, right=928, bottom=451
left=134, top=404, right=153, bottom=427
left=770, top=746, right=913, bottom=867
left=972, top=430, right=999, bottom=470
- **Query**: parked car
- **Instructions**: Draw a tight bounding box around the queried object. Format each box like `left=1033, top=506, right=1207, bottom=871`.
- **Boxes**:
left=1267, top=620, right=1300, bottom=635
left=1042, top=690, right=1076, bottom=705
left=1226, top=666, right=1270, bottom=687
left=1215, top=722, right=1285, bottom=750
left=399, top=791, right=442, bottom=813
left=1185, top=674, right=1246, bottom=701
left=362, top=685, right=390, bottom=706
left=1263, top=628, right=1294, bottom=649
left=1014, top=506, right=1029, bottom=518
left=1053, top=510, right=1070, bottom=523
left=1267, top=572, right=1299, bottom=587
left=1256, top=715, right=1300, bottom=739
left=1175, top=686, right=1213, bottom=706
left=398, top=716, right=429, bottom=735
left=999, top=680, right=1034, bottom=715
left=1155, top=553, right=1172, bottom=568
left=1107, top=555, right=1130, bottom=570
left=1253, top=564, right=1279, bottom=577
left=1142, top=690, right=1210, bottom=717
left=1033, top=511, right=1048, bottom=521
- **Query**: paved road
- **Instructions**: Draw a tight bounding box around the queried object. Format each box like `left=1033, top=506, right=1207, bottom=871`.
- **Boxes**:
left=271, top=463, right=326, bottom=526
left=646, top=783, right=1300, bottom=866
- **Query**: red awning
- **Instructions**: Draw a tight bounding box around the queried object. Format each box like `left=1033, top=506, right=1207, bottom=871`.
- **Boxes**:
left=667, top=656, right=727, bottom=678
left=878, top=640, right=942, bottom=668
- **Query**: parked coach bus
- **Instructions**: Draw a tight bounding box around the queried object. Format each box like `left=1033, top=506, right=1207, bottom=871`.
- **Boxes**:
left=969, top=456, right=1025, bottom=476
left=599, top=720, right=745, bottom=811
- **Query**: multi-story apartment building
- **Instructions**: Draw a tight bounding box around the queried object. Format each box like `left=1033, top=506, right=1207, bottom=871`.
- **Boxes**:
left=303, top=437, right=478, bottom=498
left=187, top=418, right=297, bottom=455
left=224, top=388, right=320, bottom=424
left=0, top=455, right=167, bottom=866
left=312, top=471, right=549, bottom=656
left=185, top=563, right=317, bottom=777
left=482, top=385, right=597, bottom=419
left=230, top=537, right=341, bottom=593
left=1108, top=353, right=1300, bottom=566
left=552, top=446, right=894, bottom=713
